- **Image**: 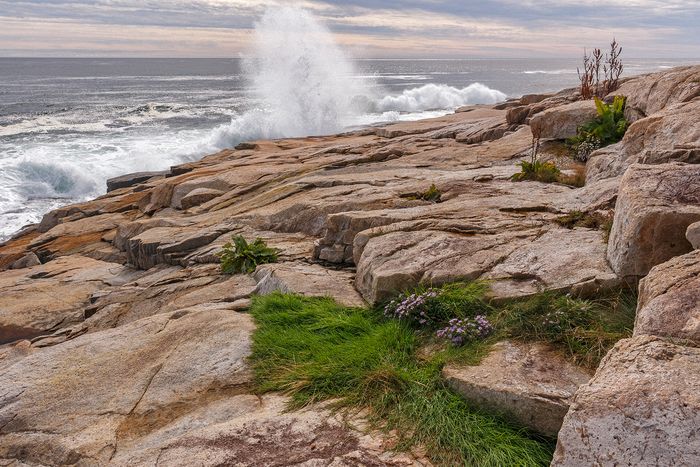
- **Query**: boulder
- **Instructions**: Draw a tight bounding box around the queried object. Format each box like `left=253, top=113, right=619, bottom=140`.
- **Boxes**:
left=506, top=105, right=530, bottom=125
left=687, top=221, right=700, bottom=249
left=254, top=262, right=365, bottom=307
left=552, top=336, right=700, bottom=466
left=180, top=187, right=225, bottom=209
left=443, top=341, right=591, bottom=437
left=8, top=252, right=40, bottom=270
left=607, top=163, right=700, bottom=277
left=106, top=170, right=168, bottom=192
left=635, top=249, right=700, bottom=344
left=528, top=100, right=597, bottom=139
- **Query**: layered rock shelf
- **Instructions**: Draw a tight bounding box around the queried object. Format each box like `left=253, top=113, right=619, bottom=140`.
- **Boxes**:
left=1, top=65, right=699, bottom=465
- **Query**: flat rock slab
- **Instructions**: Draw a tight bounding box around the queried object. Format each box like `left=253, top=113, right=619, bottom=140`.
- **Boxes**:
left=553, top=336, right=700, bottom=466
left=112, top=394, right=418, bottom=466
left=529, top=100, right=597, bottom=139
left=635, top=249, right=700, bottom=344
left=443, top=341, right=592, bottom=437
left=0, top=306, right=254, bottom=465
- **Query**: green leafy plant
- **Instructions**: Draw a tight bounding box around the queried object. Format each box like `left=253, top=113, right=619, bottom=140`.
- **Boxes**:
left=218, top=235, right=278, bottom=274
left=568, top=96, right=628, bottom=161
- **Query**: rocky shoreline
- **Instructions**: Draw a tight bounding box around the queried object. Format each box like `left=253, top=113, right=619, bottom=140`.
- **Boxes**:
left=0, top=65, right=698, bottom=465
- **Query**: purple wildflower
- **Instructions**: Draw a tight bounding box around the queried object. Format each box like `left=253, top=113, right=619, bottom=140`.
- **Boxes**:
left=436, top=315, right=493, bottom=346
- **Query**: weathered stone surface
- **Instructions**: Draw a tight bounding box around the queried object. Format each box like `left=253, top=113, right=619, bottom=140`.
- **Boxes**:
left=254, top=262, right=365, bottom=307
left=484, top=228, right=619, bottom=299
left=8, top=252, right=40, bottom=270
left=0, top=307, right=254, bottom=464
left=552, top=336, right=700, bottom=466
left=687, top=221, right=700, bottom=249
left=506, top=105, right=530, bottom=125
left=0, top=256, right=141, bottom=345
left=529, top=100, right=597, bottom=139
left=444, top=341, right=591, bottom=437
left=607, top=163, right=700, bottom=277
left=635, top=249, right=700, bottom=344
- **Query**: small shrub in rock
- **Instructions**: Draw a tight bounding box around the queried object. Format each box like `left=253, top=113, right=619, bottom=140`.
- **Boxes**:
left=400, top=184, right=442, bottom=203
left=495, top=291, right=636, bottom=368
left=421, top=184, right=442, bottom=203
left=218, top=235, right=279, bottom=274
left=436, top=315, right=494, bottom=346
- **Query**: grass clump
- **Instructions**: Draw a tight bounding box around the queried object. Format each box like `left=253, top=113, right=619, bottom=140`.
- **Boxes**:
left=494, top=291, right=636, bottom=368
left=218, top=235, right=278, bottom=274
left=554, top=210, right=614, bottom=241
left=555, top=210, right=613, bottom=230
left=568, top=96, right=628, bottom=161
left=511, top=160, right=561, bottom=183
left=249, top=292, right=554, bottom=466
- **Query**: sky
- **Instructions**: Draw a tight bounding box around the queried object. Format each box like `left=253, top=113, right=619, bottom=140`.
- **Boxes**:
left=0, top=0, right=698, bottom=58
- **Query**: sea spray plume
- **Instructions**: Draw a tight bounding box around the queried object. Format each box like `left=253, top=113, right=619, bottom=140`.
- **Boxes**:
left=210, top=7, right=373, bottom=147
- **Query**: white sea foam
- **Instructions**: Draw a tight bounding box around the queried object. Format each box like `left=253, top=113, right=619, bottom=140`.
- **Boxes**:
left=375, top=83, right=506, bottom=112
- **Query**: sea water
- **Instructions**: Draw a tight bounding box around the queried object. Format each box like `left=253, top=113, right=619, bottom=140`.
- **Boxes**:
left=0, top=7, right=694, bottom=240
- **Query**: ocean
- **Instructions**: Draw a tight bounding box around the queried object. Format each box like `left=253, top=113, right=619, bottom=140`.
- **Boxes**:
left=0, top=56, right=694, bottom=241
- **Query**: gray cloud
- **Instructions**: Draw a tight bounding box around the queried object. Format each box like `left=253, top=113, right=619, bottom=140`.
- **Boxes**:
left=0, top=0, right=698, bottom=57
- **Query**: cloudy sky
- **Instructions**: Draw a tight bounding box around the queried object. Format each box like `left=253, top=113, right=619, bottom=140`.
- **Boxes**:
left=1, top=0, right=698, bottom=58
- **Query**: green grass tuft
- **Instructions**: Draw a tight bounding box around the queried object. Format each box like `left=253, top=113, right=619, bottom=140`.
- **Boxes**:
left=249, top=292, right=554, bottom=466
left=494, top=291, right=636, bottom=368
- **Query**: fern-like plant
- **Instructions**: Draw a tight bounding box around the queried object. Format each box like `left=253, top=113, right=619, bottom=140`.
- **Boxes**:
left=568, top=95, right=628, bottom=161
left=218, top=235, right=279, bottom=274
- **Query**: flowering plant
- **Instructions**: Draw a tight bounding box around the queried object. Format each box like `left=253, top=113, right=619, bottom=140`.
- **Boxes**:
left=384, top=289, right=439, bottom=325
left=436, top=315, right=493, bottom=346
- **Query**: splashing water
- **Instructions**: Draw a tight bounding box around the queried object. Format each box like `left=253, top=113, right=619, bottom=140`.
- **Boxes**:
left=209, top=7, right=375, bottom=147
